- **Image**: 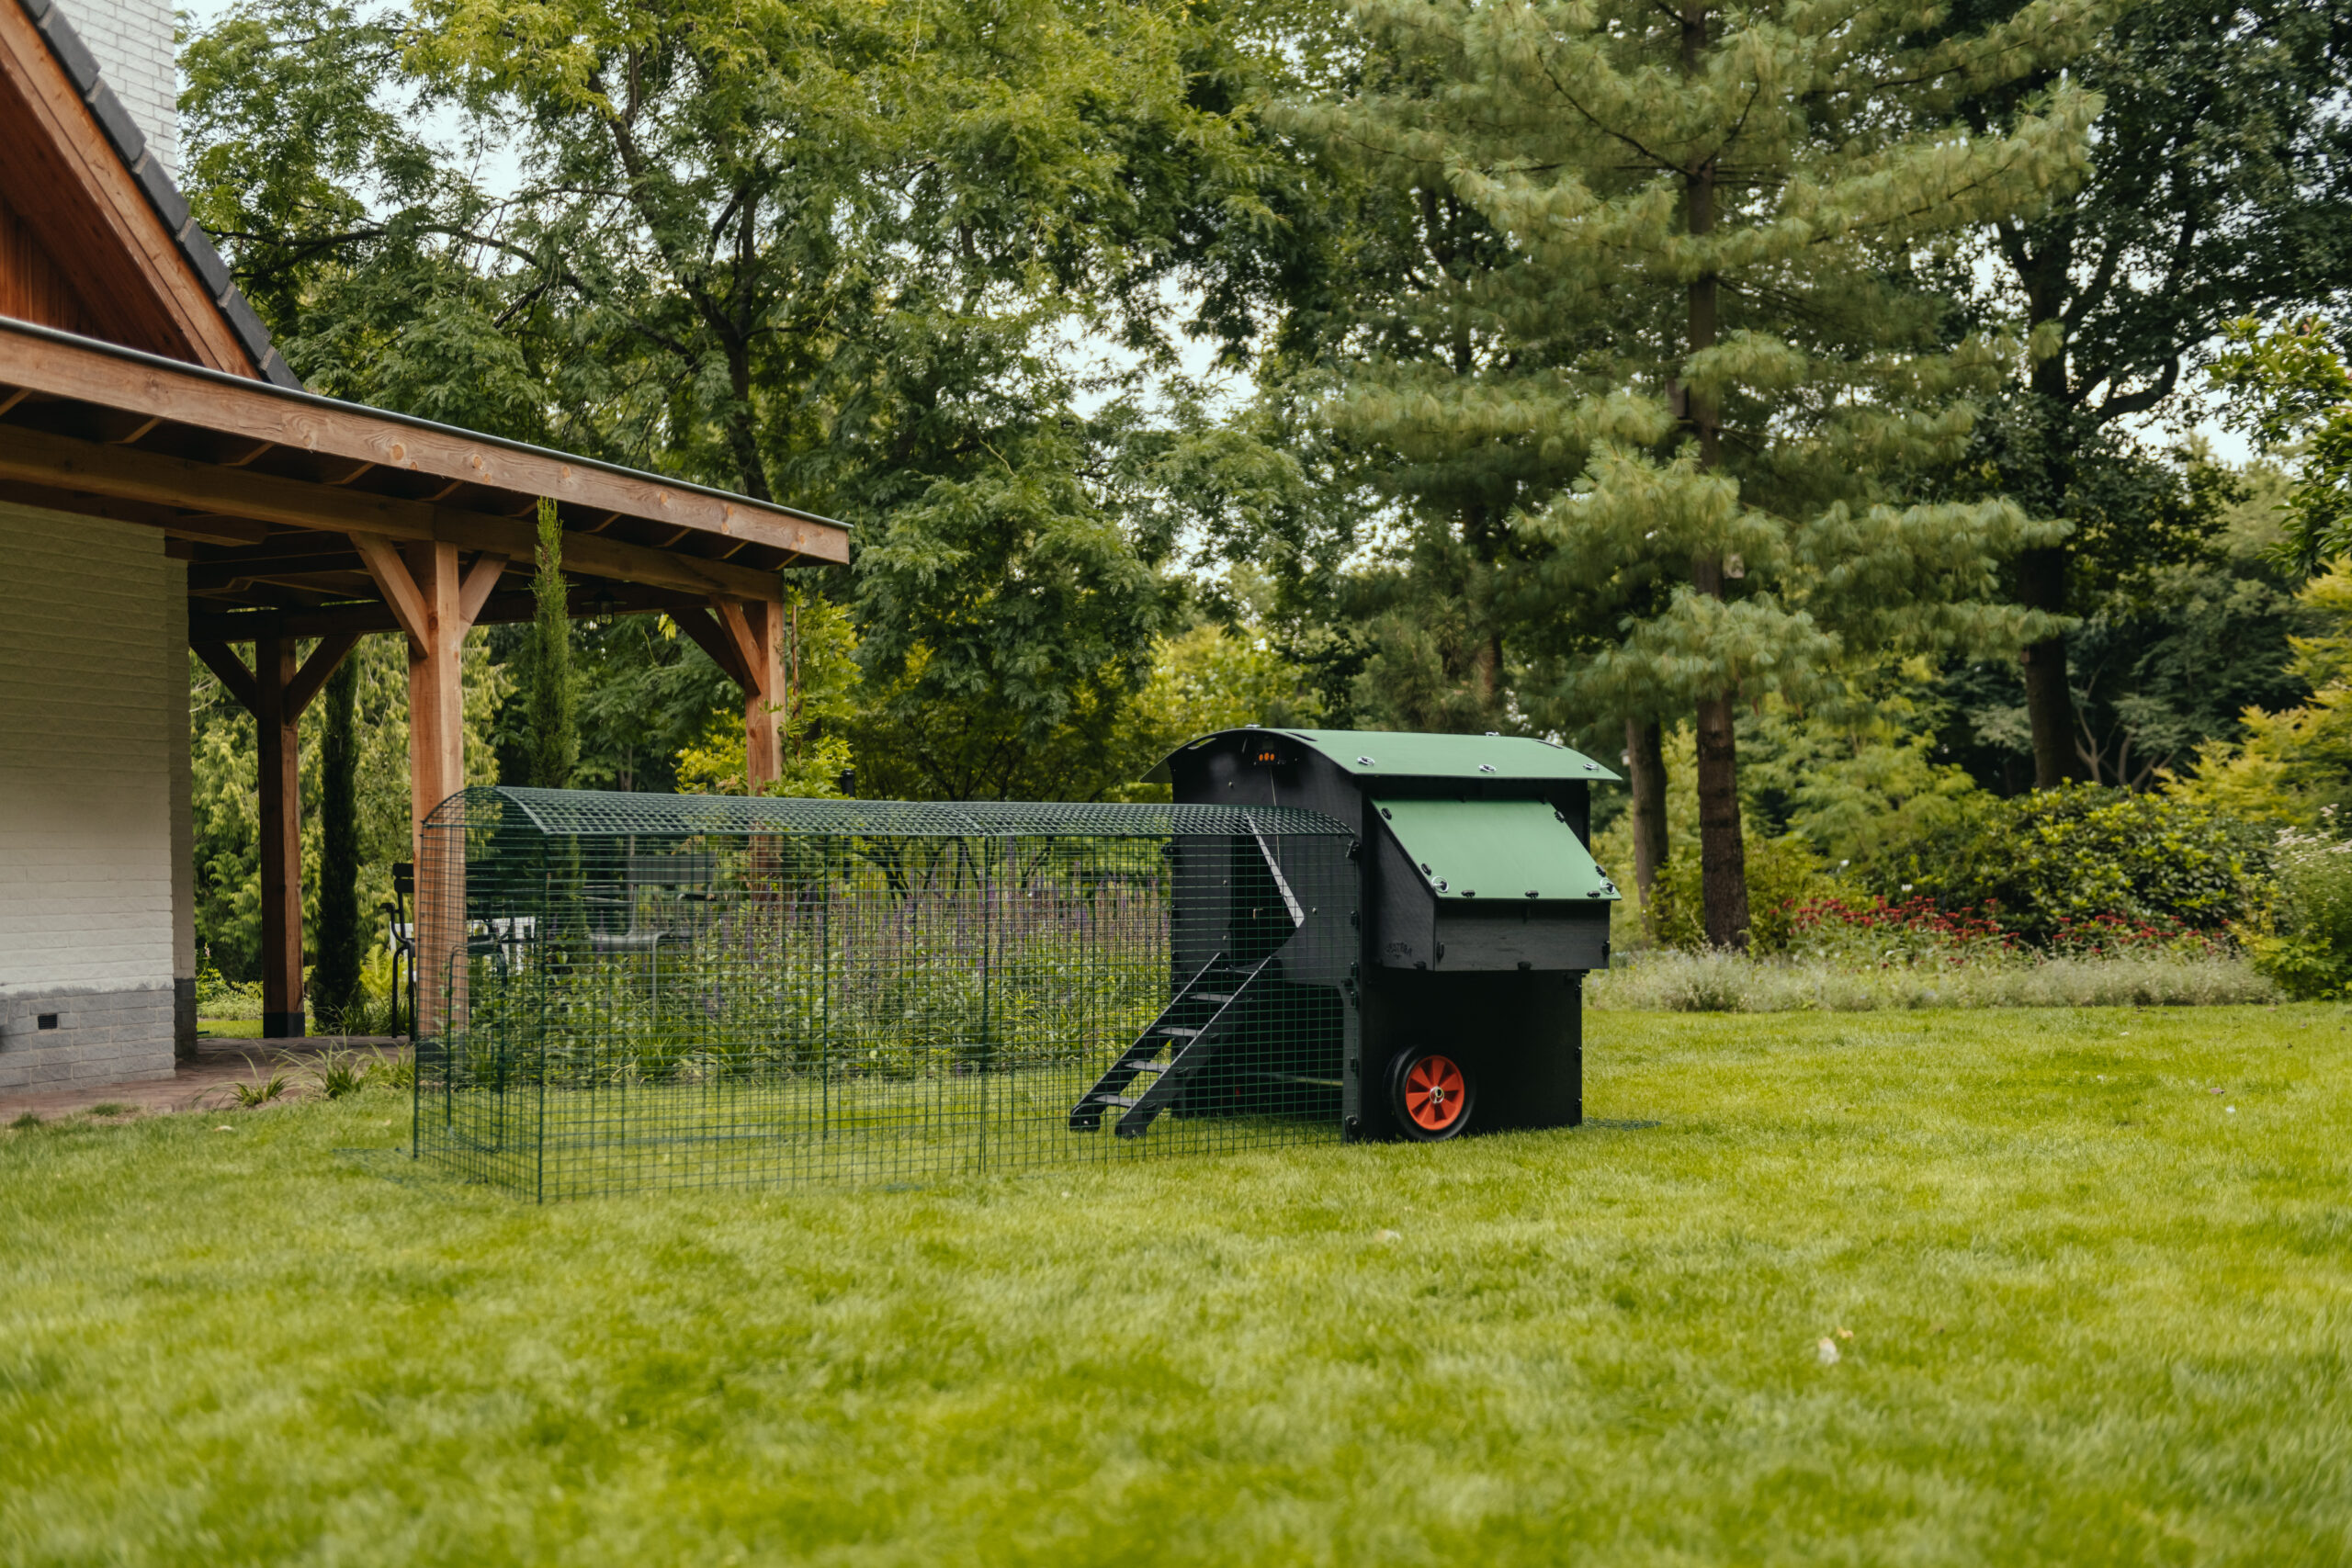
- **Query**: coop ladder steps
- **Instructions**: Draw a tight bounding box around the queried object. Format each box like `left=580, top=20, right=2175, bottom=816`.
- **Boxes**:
left=1068, top=953, right=1272, bottom=1136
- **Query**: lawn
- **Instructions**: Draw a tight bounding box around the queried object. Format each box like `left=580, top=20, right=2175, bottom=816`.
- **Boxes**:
left=4, top=1005, right=2348, bottom=1565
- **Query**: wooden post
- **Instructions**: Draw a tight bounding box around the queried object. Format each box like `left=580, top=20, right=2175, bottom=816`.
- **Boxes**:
left=353, top=533, right=504, bottom=1037
left=690, top=595, right=783, bottom=791
left=408, top=541, right=465, bottom=1034
left=254, top=636, right=302, bottom=1037
left=404, top=542, right=465, bottom=852
left=742, top=598, right=784, bottom=790
left=191, top=634, right=360, bottom=1039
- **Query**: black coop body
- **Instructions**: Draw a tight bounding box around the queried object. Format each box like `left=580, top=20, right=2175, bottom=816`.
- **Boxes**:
left=1152, top=729, right=1623, bottom=1143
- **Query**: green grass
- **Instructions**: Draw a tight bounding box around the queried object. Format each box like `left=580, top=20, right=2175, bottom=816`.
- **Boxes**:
left=5, top=1005, right=2349, bottom=1565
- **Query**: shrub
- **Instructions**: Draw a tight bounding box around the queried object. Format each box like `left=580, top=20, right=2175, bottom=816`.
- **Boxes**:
left=1780, top=895, right=2015, bottom=968
left=194, top=956, right=264, bottom=1020
left=2243, top=815, right=2352, bottom=998
left=1864, top=784, right=2267, bottom=942
left=1591, top=950, right=2278, bottom=1011
left=1648, top=834, right=1842, bottom=953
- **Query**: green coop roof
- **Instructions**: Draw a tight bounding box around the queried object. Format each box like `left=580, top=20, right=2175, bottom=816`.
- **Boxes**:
left=1374, top=797, right=1622, bottom=903
left=435, top=786, right=1351, bottom=840
left=1154, top=728, right=1620, bottom=783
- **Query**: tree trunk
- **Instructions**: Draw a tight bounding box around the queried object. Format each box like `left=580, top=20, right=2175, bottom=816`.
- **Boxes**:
left=2017, top=544, right=2086, bottom=789
left=1681, top=0, right=1748, bottom=949
left=1693, top=691, right=1747, bottom=950
left=2018, top=281, right=2086, bottom=791
left=1624, top=716, right=1668, bottom=939
left=1690, top=555, right=1749, bottom=951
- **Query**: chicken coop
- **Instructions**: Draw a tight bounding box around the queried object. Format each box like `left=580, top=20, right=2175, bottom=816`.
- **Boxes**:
left=1155, top=728, right=1621, bottom=1141
left=409, top=789, right=1359, bottom=1200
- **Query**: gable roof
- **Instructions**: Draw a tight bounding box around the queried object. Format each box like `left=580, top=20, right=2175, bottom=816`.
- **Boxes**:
left=0, top=0, right=299, bottom=386
left=1152, top=728, right=1622, bottom=784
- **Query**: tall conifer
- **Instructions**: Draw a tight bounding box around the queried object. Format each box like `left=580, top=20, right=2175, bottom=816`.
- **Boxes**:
left=527, top=497, right=578, bottom=789
left=1293, top=0, right=2099, bottom=945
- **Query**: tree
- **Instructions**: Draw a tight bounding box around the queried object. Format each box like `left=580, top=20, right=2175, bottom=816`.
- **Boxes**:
left=2174, top=561, right=2352, bottom=826
left=524, top=497, right=578, bottom=789
left=2213, top=318, right=2352, bottom=570
left=310, top=655, right=365, bottom=1027
left=1287, top=0, right=2095, bottom=945
left=1936, top=0, right=2352, bottom=788
left=183, top=0, right=1292, bottom=799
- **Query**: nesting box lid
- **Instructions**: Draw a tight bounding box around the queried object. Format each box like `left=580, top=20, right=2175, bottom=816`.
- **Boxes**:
left=1374, top=798, right=1622, bottom=903
left=1149, top=728, right=1620, bottom=783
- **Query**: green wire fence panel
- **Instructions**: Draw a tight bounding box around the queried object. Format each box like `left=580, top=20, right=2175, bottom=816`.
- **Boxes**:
left=411, top=788, right=1360, bottom=1200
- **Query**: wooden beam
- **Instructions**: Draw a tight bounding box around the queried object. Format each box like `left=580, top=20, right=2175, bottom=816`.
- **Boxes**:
left=283, top=632, right=360, bottom=720
left=186, top=543, right=360, bottom=592
left=0, top=423, right=790, bottom=600
left=555, top=526, right=779, bottom=602
left=0, top=477, right=271, bottom=544
left=710, top=598, right=767, bottom=697
left=350, top=531, right=429, bottom=649
left=191, top=582, right=713, bottom=642
left=458, top=552, right=509, bottom=626
left=673, top=604, right=752, bottom=689
left=192, top=638, right=259, bottom=715
left=164, top=515, right=273, bottom=547
left=0, top=320, right=851, bottom=561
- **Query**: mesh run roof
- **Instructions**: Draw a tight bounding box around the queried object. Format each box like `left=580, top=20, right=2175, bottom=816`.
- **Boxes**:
left=435, top=787, right=1353, bottom=840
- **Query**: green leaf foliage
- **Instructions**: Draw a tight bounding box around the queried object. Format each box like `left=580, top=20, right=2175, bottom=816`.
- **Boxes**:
left=2242, top=821, right=2352, bottom=999
left=179, top=0, right=1309, bottom=801
left=525, top=498, right=580, bottom=790
left=1865, top=784, right=2269, bottom=942
left=2212, top=318, right=2352, bottom=577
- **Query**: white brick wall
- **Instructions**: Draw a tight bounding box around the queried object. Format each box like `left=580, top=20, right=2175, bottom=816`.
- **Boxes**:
left=50, top=0, right=177, bottom=177
left=0, top=504, right=181, bottom=1084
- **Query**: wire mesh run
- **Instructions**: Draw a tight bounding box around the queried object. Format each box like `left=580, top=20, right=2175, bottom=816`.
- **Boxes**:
left=412, top=789, right=1360, bottom=1200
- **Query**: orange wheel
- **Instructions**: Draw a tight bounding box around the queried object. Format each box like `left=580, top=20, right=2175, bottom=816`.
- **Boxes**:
left=1387, top=1049, right=1476, bottom=1141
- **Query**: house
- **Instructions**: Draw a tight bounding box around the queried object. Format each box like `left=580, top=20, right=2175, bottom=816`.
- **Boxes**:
left=0, top=0, right=848, bottom=1088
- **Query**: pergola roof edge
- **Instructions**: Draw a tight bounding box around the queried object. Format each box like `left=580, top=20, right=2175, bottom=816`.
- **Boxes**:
left=0, top=313, right=852, bottom=558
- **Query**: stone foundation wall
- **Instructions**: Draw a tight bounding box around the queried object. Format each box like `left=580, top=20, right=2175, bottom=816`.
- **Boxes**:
left=0, top=983, right=176, bottom=1090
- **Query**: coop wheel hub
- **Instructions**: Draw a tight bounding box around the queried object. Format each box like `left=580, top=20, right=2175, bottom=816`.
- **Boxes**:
left=1404, top=1055, right=1465, bottom=1130
left=1388, top=1049, right=1476, bottom=1140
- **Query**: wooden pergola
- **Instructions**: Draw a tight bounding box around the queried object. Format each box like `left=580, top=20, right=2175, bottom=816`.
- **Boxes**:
left=0, top=314, right=849, bottom=1036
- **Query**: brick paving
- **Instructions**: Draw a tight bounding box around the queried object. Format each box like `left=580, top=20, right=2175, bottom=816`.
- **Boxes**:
left=0, top=1034, right=406, bottom=1122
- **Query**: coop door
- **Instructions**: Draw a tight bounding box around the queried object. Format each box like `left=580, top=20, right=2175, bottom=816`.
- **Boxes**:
left=1370, top=797, right=1619, bottom=971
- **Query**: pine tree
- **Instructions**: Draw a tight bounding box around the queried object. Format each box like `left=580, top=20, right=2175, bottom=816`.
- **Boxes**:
left=1290, top=0, right=2098, bottom=945
left=311, top=654, right=364, bottom=1029
left=526, top=497, right=579, bottom=789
